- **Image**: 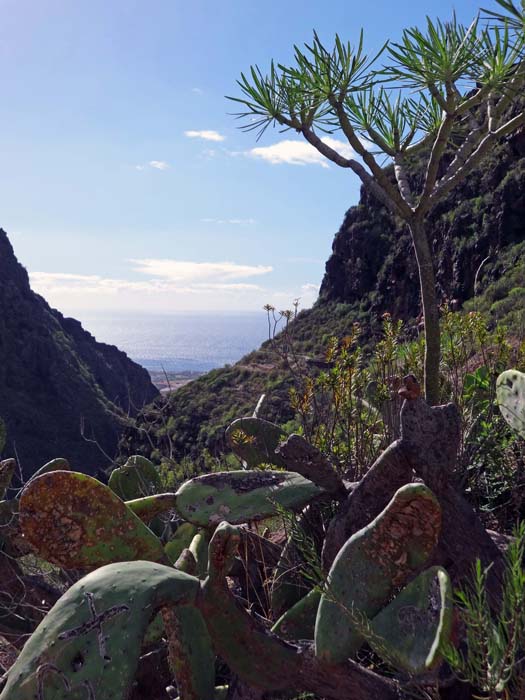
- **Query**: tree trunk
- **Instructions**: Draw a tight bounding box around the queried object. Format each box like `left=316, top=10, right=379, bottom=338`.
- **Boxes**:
left=408, top=217, right=441, bottom=405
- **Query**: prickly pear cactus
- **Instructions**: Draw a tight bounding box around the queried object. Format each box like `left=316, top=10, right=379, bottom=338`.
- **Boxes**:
left=315, top=483, right=442, bottom=664
left=369, top=566, right=452, bottom=674
left=20, top=471, right=165, bottom=569
left=31, top=457, right=70, bottom=480
left=226, top=417, right=287, bottom=469
left=125, top=493, right=177, bottom=523
left=496, top=369, right=525, bottom=438
left=175, top=470, right=323, bottom=527
left=0, top=561, right=212, bottom=700
left=272, top=588, right=321, bottom=640
left=0, top=459, right=15, bottom=500
left=165, top=522, right=199, bottom=564
left=109, top=455, right=161, bottom=500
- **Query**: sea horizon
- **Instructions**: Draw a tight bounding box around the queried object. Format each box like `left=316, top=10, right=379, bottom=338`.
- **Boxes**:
left=77, top=310, right=276, bottom=374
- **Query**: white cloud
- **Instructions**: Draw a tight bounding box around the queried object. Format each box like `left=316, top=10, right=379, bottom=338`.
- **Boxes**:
left=200, top=217, right=256, bottom=225
left=128, top=259, right=272, bottom=282
left=134, top=161, right=170, bottom=171
left=191, top=87, right=203, bottom=94
left=246, top=137, right=354, bottom=168
left=29, top=266, right=322, bottom=315
left=31, top=260, right=270, bottom=297
left=185, top=130, right=225, bottom=142
left=149, top=160, right=170, bottom=170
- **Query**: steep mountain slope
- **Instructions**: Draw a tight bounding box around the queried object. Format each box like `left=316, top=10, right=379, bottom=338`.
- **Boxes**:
left=0, top=229, right=159, bottom=478
left=120, top=128, right=525, bottom=467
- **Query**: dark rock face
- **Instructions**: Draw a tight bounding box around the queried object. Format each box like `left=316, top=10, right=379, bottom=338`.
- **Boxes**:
left=319, top=132, right=525, bottom=317
left=0, top=229, right=159, bottom=478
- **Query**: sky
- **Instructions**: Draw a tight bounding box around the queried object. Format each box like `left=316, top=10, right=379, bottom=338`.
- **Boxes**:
left=0, top=0, right=484, bottom=319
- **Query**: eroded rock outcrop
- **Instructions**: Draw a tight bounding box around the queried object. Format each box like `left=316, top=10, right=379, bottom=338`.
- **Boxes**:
left=0, top=229, right=158, bottom=478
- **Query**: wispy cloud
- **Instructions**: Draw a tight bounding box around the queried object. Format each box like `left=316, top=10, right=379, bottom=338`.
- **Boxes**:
left=246, top=138, right=354, bottom=168
left=201, top=217, right=256, bottom=225
left=134, top=161, right=170, bottom=171
left=191, top=87, right=203, bottom=94
left=149, top=160, right=170, bottom=170
left=185, top=130, right=225, bottom=142
left=129, top=259, right=272, bottom=282
left=29, top=259, right=273, bottom=309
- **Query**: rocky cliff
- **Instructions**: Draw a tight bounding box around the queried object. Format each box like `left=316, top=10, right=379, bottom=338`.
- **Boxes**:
left=0, top=229, right=159, bottom=478
left=320, top=128, right=525, bottom=318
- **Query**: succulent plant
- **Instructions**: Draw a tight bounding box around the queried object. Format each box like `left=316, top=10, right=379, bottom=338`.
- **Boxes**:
left=368, top=565, right=452, bottom=675
left=496, top=369, right=525, bottom=438
left=109, top=454, right=162, bottom=500
left=174, top=469, right=323, bottom=527
left=0, top=459, right=15, bottom=500
left=19, top=470, right=166, bottom=569
left=315, top=483, right=442, bottom=664
left=225, top=416, right=287, bottom=469
left=5, top=399, right=494, bottom=700
left=0, top=560, right=212, bottom=700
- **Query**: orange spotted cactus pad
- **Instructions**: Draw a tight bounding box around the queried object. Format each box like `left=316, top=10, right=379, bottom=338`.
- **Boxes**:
left=20, top=471, right=165, bottom=570
left=315, top=483, right=441, bottom=664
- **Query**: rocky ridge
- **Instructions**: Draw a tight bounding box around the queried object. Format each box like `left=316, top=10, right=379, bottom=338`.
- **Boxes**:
left=0, top=229, right=158, bottom=478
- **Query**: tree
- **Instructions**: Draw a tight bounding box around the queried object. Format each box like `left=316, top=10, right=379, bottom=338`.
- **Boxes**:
left=228, top=0, right=525, bottom=405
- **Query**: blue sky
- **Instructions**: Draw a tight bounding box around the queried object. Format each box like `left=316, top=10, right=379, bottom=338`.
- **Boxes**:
left=0, top=0, right=483, bottom=318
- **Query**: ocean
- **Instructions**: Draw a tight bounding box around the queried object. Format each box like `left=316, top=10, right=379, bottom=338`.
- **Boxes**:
left=79, top=312, right=272, bottom=374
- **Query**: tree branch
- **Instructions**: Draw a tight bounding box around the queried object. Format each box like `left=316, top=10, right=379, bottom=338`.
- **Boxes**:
left=300, top=127, right=401, bottom=216
left=417, top=100, right=457, bottom=209
left=328, top=99, right=413, bottom=218
left=393, top=153, right=415, bottom=208
left=426, top=108, right=525, bottom=211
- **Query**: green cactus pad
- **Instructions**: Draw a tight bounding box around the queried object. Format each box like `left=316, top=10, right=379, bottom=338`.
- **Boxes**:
left=125, top=493, right=177, bottom=523
left=272, top=588, right=321, bottom=640
left=369, top=566, right=452, bottom=674
left=20, top=471, right=165, bottom=569
left=31, top=458, right=71, bottom=481
left=0, top=560, right=213, bottom=700
left=175, top=470, right=323, bottom=527
left=315, top=483, right=441, bottom=664
left=189, top=531, right=210, bottom=579
left=496, top=369, right=525, bottom=438
left=0, top=459, right=15, bottom=499
left=226, top=417, right=287, bottom=469
left=165, top=522, right=199, bottom=564
left=109, top=455, right=161, bottom=500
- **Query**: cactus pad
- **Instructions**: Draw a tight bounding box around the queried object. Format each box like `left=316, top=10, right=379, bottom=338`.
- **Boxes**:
left=226, top=417, right=287, bottom=469
left=0, top=561, right=205, bottom=700
left=315, top=483, right=441, bottom=664
left=496, top=369, right=525, bottom=438
left=0, top=459, right=15, bottom=499
left=125, top=493, right=177, bottom=523
left=369, top=566, right=452, bottom=674
left=20, top=471, right=165, bottom=569
left=272, top=589, right=321, bottom=640
left=165, top=522, right=198, bottom=564
left=175, top=470, right=323, bottom=526
left=108, top=455, right=161, bottom=500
